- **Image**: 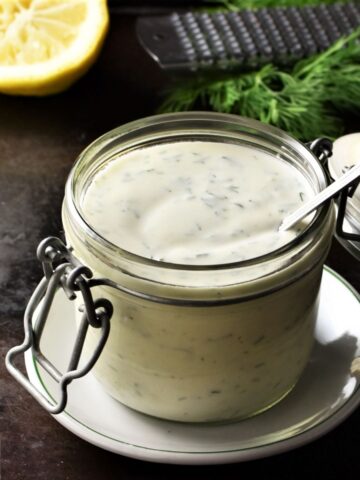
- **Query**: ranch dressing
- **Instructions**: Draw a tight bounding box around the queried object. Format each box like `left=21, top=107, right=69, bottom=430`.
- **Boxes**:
left=82, top=141, right=314, bottom=264
left=62, top=117, right=334, bottom=423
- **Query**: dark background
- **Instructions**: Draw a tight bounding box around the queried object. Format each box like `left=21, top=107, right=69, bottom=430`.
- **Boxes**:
left=1, top=9, right=359, bottom=480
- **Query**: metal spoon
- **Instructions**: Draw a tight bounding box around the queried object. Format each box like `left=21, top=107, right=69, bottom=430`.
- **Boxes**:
left=279, top=162, right=360, bottom=231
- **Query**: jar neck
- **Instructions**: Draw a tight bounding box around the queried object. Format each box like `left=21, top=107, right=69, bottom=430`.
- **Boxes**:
left=62, top=112, right=334, bottom=299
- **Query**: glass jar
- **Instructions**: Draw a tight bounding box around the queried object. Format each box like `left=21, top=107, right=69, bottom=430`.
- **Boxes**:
left=61, top=112, right=335, bottom=423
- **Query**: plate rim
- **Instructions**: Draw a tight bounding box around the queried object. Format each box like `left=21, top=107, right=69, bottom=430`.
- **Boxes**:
left=25, top=265, right=360, bottom=464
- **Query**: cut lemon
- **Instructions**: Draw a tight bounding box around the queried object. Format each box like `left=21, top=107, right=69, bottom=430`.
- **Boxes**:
left=0, top=0, right=109, bottom=96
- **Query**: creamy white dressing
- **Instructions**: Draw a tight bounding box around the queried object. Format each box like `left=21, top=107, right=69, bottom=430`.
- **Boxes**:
left=82, top=141, right=313, bottom=264
left=81, top=268, right=320, bottom=422
left=67, top=139, right=333, bottom=423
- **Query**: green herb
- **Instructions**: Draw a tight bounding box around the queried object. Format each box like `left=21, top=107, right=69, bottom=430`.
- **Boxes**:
left=159, top=29, right=360, bottom=141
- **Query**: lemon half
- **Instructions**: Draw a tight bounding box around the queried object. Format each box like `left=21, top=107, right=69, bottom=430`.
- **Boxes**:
left=0, top=0, right=109, bottom=96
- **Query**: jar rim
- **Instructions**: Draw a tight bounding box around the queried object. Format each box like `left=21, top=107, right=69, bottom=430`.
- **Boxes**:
left=64, top=112, right=331, bottom=272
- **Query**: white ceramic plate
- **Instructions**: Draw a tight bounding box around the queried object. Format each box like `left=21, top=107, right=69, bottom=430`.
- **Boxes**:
left=24, top=266, right=360, bottom=465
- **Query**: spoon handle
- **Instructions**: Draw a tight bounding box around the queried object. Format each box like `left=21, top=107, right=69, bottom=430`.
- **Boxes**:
left=279, top=162, right=360, bottom=231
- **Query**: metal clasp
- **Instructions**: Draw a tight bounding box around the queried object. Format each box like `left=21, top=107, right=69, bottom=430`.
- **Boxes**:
left=307, top=137, right=333, bottom=168
left=336, top=183, right=360, bottom=242
left=307, top=138, right=360, bottom=244
left=5, top=237, right=113, bottom=414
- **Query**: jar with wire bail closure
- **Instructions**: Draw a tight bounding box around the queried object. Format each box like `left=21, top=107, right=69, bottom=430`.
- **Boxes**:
left=57, top=113, right=335, bottom=423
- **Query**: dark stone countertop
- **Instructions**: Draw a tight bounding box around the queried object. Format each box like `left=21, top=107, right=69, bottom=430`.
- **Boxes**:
left=0, top=13, right=359, bottom=480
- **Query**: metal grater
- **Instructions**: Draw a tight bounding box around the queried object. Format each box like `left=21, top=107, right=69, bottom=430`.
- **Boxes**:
left=136, top=2, right=360, bottom=72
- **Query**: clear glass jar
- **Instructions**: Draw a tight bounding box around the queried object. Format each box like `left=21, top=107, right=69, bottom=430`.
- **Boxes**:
left=62, top=112, right=335, bottom=423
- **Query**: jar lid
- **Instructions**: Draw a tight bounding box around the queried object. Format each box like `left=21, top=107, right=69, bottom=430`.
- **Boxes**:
left=329, top=133, right=360, bottom=259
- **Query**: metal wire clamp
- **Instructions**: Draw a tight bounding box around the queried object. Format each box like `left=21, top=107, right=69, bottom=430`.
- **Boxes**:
left=307, top=138, right=333, bottom=166
left=336, top=182, right=360, bottom=242
left=5, top=237, right=113, bottom=414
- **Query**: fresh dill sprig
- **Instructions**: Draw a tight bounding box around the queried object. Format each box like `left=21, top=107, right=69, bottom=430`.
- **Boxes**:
left=159, top=29, right=360, bottom=141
